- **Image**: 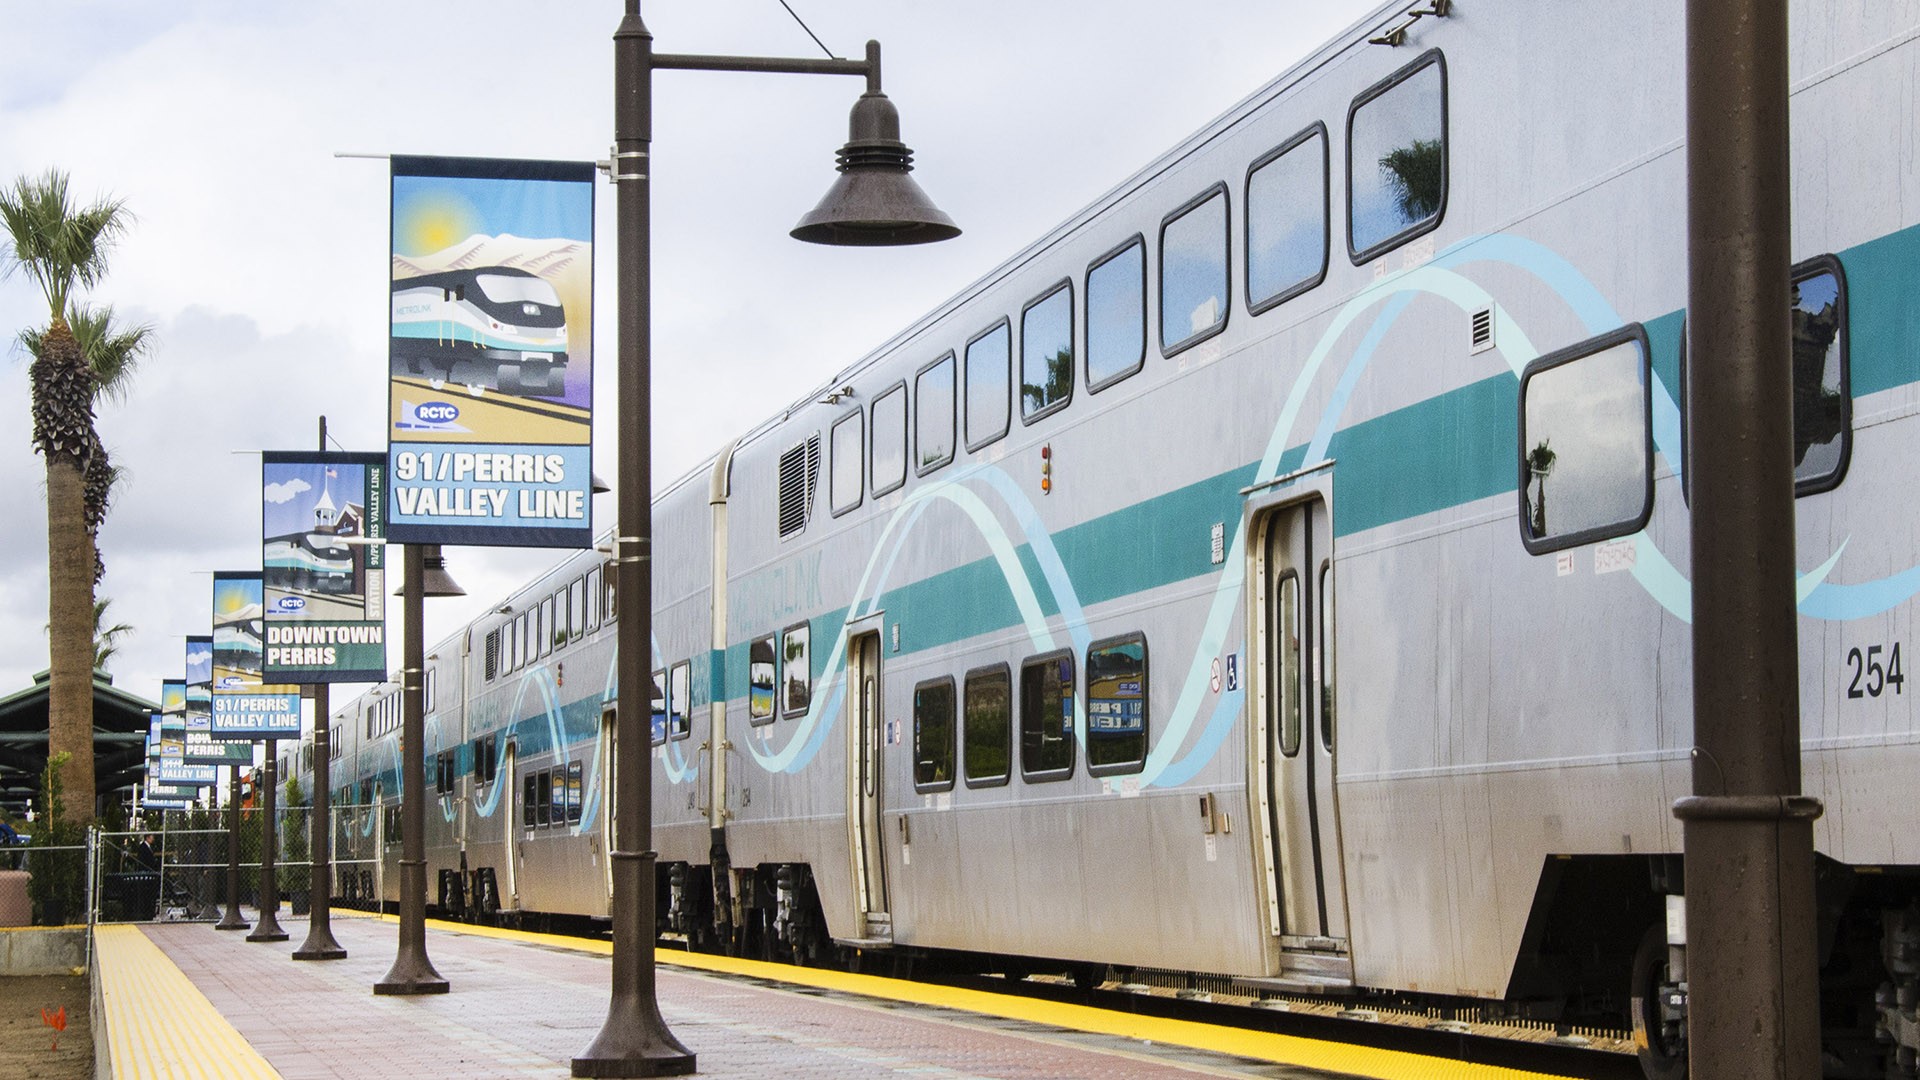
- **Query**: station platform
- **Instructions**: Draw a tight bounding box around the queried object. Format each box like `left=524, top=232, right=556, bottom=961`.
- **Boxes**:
left=94, top=912, right=1588, bottom=1080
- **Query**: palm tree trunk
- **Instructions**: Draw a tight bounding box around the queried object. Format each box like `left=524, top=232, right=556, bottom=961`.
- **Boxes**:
left=46, top=454, right=94, bottom=824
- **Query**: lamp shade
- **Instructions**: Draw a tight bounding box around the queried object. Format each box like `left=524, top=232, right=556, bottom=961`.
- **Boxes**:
left=791, top=90, right=959, bottom=246
left=394, top=544, right=467, bottom=598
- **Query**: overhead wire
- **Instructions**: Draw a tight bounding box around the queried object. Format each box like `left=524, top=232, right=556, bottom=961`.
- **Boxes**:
left=775, top=0, right=838, bottom=60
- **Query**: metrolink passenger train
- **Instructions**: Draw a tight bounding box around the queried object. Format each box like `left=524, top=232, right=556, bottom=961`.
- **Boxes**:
left=389, top=265, right=570, bottom=395
left=290, top=4, right=1920, bottom=1076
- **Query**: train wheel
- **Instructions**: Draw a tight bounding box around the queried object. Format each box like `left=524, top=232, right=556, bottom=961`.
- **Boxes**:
left=1630, top=923, right=1687, bottom=1080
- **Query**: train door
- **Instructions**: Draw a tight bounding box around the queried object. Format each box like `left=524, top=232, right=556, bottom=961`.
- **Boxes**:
left=501, top=741, right=519, bottom=907
left=1253, top=494, right=1348, bottom=949
left=846, top=629, right=889, bottom=937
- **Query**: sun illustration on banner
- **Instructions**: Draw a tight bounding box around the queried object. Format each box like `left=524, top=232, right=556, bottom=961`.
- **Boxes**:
left=395, top=187, right=481, bottom=259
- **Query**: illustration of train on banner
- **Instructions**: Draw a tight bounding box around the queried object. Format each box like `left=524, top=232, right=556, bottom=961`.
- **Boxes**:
left=287, top=4, right=1920, bottom=1076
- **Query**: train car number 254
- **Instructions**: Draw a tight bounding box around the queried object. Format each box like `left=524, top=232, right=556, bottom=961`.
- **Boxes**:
left=1846, top=642, right=1906, bottom=700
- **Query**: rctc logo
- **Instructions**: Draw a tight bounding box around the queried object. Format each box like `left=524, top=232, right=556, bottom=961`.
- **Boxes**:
left=274, top=597, right=306, bottom=613
left=415, top=401, right=460, bottom=424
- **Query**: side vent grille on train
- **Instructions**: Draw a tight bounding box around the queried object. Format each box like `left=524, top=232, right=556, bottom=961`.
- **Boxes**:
left=1470, top=306, right=1495, bottom=354
left=483, top=629, right=499, bottom=682
left=777, top=433, right=822, bottom=538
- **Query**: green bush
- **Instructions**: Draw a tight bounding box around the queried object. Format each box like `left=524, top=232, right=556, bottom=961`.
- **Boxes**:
left=27, top=753, right=87, bottom=926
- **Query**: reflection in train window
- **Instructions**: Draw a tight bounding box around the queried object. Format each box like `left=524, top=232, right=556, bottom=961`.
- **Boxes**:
left=650, top=669, right=668, bottom=745
left=913, top=677, right=956, bottom=792
left=567, top=762, right=583, bottom=824
left=585, top=567, right=602, bottom=631
left=669, top=661, right=692, bottom=741
left=1248, top=125, right=1329, bottom=312
left=523, top=773, right=539, bottom=828
left=871, top=382, right=907, bottom=495
left=965, top=320, right=1011, bottom=451
left=1791, top=260, right=1849, bottom=493
left=1086, top=634, right=1147, bottom=775
left=830, top=410, right=863, bottom=516
left=748, top=635, right=777, bottom=725
left=1320, top=562, right=1336, bottom=752
left=569, top=577, right=587, bottom=641
left=1277, top=572, right=1301, bottom=758
left=915, top=353, right=956, bottom=474
left=963, top=664, right=1010, bottom=788
left=1349, top=51, right=1447, bottom=262
left=1161, top=185, right=1229, bottom=355
left=1519, top=325, right=1651, bottom=554
left=1021, top=281, right=1074, bottom=421
left=550, top=770, right=567, bottom=826
left=541, top=594, right=557, bottom=657
left=1020, top=650, right=1076, bottom=782
left=782, top=623, right=812, bottom=718
left=1086, top=237, right=1145, bottom=391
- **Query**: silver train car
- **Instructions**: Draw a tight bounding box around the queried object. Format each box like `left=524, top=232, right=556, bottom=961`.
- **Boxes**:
left=293, top=4, right=1920, bottom=1076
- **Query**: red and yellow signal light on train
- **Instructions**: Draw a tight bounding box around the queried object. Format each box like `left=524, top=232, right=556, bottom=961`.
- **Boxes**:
left=1041, top=443, right=1052, bottom=495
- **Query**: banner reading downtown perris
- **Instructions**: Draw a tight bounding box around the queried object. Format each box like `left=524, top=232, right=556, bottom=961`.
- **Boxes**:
left=180, top=645, right=248, bottom=765
left=211, top=571, right=302, bottom=740
left=386, top=155, right=595, bottom=548
left=263, top=451, right=387, bottom=682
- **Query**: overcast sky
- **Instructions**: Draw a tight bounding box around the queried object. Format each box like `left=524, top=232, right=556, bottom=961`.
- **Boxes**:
left=0, top=0, right=1382, bottom=715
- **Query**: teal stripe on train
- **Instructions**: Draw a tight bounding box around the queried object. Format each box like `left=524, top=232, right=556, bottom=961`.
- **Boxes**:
left=724, top=220, right=1920, bottom=696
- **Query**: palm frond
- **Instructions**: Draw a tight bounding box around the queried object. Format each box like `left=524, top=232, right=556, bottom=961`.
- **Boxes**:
left=62, top=303, right=152, bottom=404
left=0, top=169, right=131, bottom=321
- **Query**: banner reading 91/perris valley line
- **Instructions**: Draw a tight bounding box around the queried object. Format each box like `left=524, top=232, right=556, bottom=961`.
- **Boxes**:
left=263, top=451, right=387, bottom=682
left=386, top=155, right=595, bottom=548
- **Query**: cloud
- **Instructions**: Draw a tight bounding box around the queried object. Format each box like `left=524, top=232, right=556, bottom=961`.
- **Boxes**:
left=263, top=478, right=311, bottom=505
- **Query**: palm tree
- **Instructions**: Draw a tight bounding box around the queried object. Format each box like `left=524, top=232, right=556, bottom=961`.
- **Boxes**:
left=90, top=597, right=134, bottom=674
left=23, top=303, right=152, bottom=582
left=1, top=169, right=133, bottom=825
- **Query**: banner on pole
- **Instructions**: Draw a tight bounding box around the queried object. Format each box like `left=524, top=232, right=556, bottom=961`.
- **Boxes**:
left=155, top=760, right=218, bottom=787
left=386, top=154, right=596, bottom=548
left=212, top=571, right=302, bottom=740
left=263, top=451, right=388, bottom=682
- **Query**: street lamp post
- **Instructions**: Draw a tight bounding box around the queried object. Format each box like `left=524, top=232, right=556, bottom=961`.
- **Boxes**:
left=293, top=680, right=346, bottom=960
left=246, top=741, right=288, bottom=942
left=373, top=542, right=462, bottom=995
left=214, top=765, right=248, bottom=931
left=572, top=3, right=956, bottom=1075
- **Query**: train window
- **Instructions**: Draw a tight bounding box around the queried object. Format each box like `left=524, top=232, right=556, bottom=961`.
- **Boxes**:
left=515, top=612, right=530, bottom=671
left=830, top=410, right=863, bottom=516
left=1161, top=184, right=1229, bottom=356
left=781, top=623, right=813, bottom=718
left=1086, top=237, right=1145, bottom=392
left=550, top=770, right=566, bottom=827
left=1348, top=50, right=1447, bottom=263
left=1021, top=281, right=1074, bottom=422
left=538, top=596, right=554, bottom=658
left=1277, top=572, right=1302, bottom=758
left=1518, top=324, right=1653, bottom=554
left=1319, top=562, right=1335, bottom=752
left=435, top=750, right=456, bottom=795
left=777, top=433, right=821, bottom=539
left=962, top=664, right=1011, bottom=788
left=650, top=669, right=668, bottom=745
left=748, top=635, right=777, bottom=725
left=965, top=319, right=1011, bottom=451
left=1086, top=634, right=1147, bottom=775
left=669, top=661, right=692, bottom=740
left=569, top=577, right=587, bottom=641
left=871, top=382, right=908, bottom=496
left=1247, top=124, right=1329, bottom=313
left=604, top=563, right=617, bottom=623
left=585, top=567, right=602, bottom=631
left=523, top=773, right=538, bottom=828
left=425, top=669, right=437, bottom=714
left=913, top=677, right=956, bottom=793
left=567, top=763, right=583, bottom=824
left=473, top=734, right=496, bottom=784
left=551, top=590, right=568, bottom=652
left=915, top=353, right=956, bottom=475
left=536, top=769, right=553, bottom=827
left=1789, top=257, right=1850, bottom=493
left=1020, top=651, right=1076, bottom=781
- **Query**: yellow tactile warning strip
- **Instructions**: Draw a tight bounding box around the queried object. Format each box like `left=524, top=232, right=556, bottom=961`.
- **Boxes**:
left=93, top=924, right=284, bottom=1080
left=358, top=911, right=1579, bottom=1080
